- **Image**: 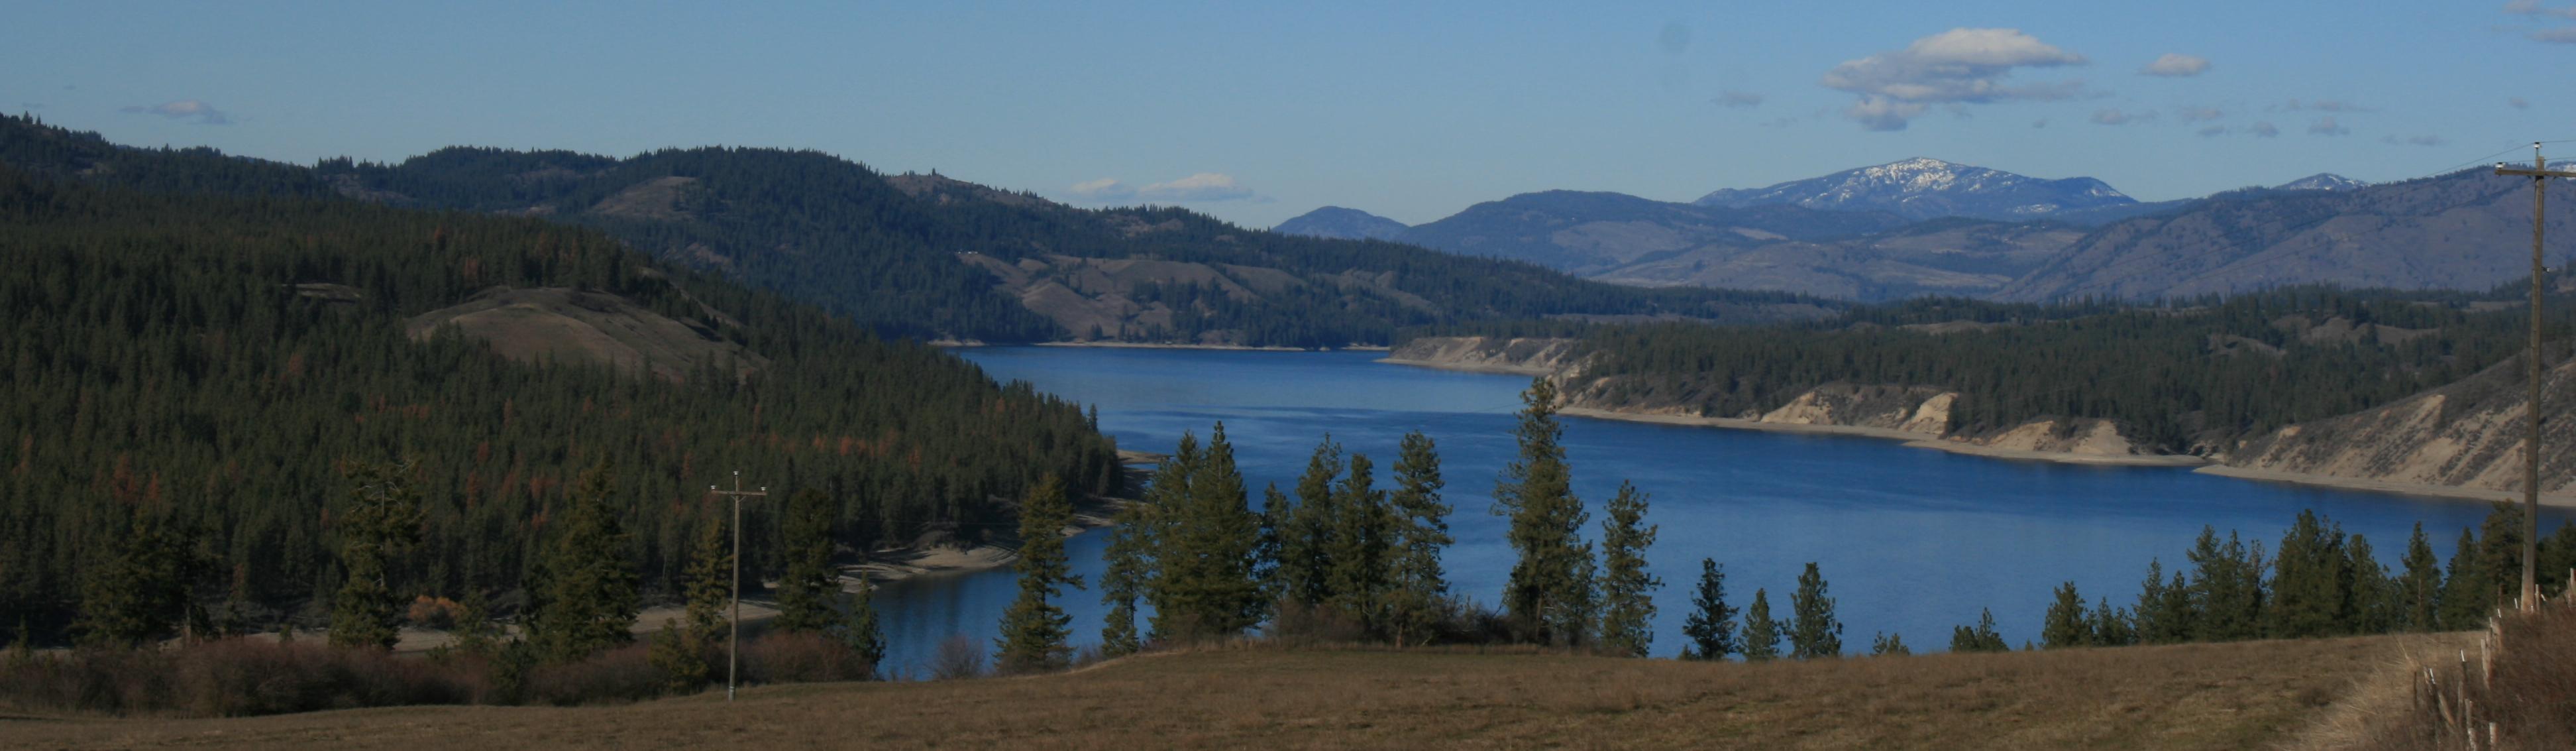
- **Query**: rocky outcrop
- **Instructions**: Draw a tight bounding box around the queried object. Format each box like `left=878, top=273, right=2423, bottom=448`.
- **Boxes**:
left=2219, top=352, right=2576, bottom=496
left=1756, top=384, right=1955, bottom=435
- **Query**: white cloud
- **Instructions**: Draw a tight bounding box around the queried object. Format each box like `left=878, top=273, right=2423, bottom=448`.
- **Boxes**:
left=2381, top=134, right=2447, bottom=146
left=2307, top=117, right=2350, bottom=136
left=1068, top=178, right=1135, bottom=202
left=2530, top=27, right=2576, bottom=42
left=2507, top=0, right=2576, bottom=18
left=2278, top=99, right=2374, bottom=113
left=2139, top=53, right=2210, bottom=77
left=1137, top=172, right=1262, bottom=203
left=2176, top=106, right=2224, bottom=122
left=2249, top=121, right=2281, bottom=138
left=2090, top=108, right=2155, bottom=125
left=1714, top=90, right=1765, bottom=108
left=2031, top=119, right=2049, bottom=129
left=2197, top=125, right=2229, bottom=137
left=120, top=99, right=229, bottom=125
left=1820, top=28, right=2088, bottom=131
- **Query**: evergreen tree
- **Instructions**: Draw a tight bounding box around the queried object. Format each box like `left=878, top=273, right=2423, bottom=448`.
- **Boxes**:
left=773, top=489, right=842, bottom=634
left=1279, top=437, right=1342, bottom=609
left=1256, top=483, right=1288, bottom=605
left=1679, top=558, right=1739, bottom=661
left=1949, top=608, right=2008, bottom=653
left=2398, top=522, right=2444, bottom=632
left=998, top=476, right=1084, bottom=673
left=2088, top=597, right=2136, bottom=646
left=529, top=464, right=639, bottom=662
left=682, top=520, right=731, bottom=648
left=838, top=580, right=886, bottom=671
left=2438, top=527, right=2486, bottom=630
left=1385, top=431, right=1453, bottom=648
left=2541, top=521, right=2576, bottom=599
left=1324, top=452, right=1393, bottom=630
left=1595, top=481, right=1660, bottom=658
left=1495, top=378, right=1594, bottom=647
left=2474, top=502, right=2527, bottom=611
left=1145, top=426, right=1266, bottom=640
left=1869, top=632, right=1911, bottom=656
left=2343, top=532, right=2393, bottom=635
left=2266, top=510, right=2347, bottom=639
left=2186, top=527, right=2267, bottom=641
left=1099, top=508, right=1148, bottom=657
left=1740, top=588, right=1782, bottom=662
left=2131, top=559, right=2192, bottom=644
left=329, top=459, right=425, bottom=650
left=74, top=516, right=199, bottom=648
left=2041, top=581, right=2092, bottom=648
left=1786, top=563, right=1841, bottom=660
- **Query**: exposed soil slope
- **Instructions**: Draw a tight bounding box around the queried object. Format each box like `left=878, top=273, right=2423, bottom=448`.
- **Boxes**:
left=404, top=286, right=767, bottom=382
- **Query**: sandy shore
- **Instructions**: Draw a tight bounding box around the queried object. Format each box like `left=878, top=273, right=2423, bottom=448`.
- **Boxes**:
left=1376, top=357, right=1554, bottom=376
left=1558, top=407, right=2205, bottom=467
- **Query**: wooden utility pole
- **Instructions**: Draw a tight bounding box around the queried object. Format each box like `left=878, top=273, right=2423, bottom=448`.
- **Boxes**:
left=2496, top=144, right=2575, bottom=612
left=709, top=471, right=766, bottom=700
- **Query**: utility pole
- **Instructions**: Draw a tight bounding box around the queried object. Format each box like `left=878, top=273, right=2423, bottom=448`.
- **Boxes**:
left=709, top=471, right=766, bottom=701
left=2496, top=144, right=2575, bottom=612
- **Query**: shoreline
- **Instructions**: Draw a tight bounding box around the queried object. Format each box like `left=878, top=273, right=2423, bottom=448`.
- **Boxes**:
left=938, top=340, right=1389, bottom=353
left=2191, top=465, right=2576, bottom=508
left=1375, top=357, right=1554, bottom=376
left=1557, top=407, right=2205, bottom=467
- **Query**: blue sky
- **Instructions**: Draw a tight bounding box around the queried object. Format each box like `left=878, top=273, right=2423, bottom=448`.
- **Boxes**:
left=6, top=1, right=2573, bottom=227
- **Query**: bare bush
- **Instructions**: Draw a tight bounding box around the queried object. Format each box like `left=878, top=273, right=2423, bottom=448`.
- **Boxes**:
left=930, top=634, right=986, bottom=680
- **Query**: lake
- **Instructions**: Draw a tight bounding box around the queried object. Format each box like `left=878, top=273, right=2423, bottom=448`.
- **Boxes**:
left=865, top=345, right=2563, bottom=676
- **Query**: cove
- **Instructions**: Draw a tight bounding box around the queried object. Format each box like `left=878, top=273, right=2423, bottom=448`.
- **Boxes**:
left=861, top=346, right=2565, bottom=677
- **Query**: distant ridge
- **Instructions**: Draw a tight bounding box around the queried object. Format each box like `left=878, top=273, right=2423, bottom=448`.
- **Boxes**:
left=1274, top=205, right=1407, bottom=241
left=1695, top=157, right=2137, bottom=222
left=2274, top=173, right=2369, bottom=192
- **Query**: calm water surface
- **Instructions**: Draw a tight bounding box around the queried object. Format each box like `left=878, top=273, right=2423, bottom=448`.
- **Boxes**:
left=865, top=346, right=2563, bottom=677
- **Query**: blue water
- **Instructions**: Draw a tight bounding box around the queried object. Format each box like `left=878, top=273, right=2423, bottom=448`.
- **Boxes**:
left=865, top=346, right=2562, bottom=675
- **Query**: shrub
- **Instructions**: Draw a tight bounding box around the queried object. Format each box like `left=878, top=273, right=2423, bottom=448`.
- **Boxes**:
left=743, top=630, right=874, bottom=685
left=930, top=634, right=986, bottom=680
left=522, top=643, right=665, bottom=707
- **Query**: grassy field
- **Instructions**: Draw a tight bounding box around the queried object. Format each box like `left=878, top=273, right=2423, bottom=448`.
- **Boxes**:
left=0, top=634, right=2461, bottom=750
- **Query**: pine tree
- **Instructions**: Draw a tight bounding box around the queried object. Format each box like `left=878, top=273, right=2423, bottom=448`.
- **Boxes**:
left=1146, top=426, right=1265, bottom=640
left=773, top=488, right=841, bottom=634
left=1740, top=588, right=1782, bottom=662
left=1869, top=632, right=1911, bottom=656
left=1495, top=378, right=1593, bottom=647
left=2041, top=581, right=2090, bottom=648
left=1279, top=437, right=1342, bottom=609
left=74, top=515, right=199, bottom=648
left=2541, top=521, right=2576, bottom=599
left=1385, top=431, right=1453, bottom=648
left=1099, top=507, right=1148, bottom=657
left=2343, top=532, right=2392, bottom=634
left=2186, top=527, right=2267, bottom=642
left=998, top=475, right=1084, bottom=673
left=330, top=459, right=425, bottom=650
left=1786, top=563, right=1841, bottom=660
left=2088, top=597, right=2136, bottom=646
left=839, top=580, right=886, bottom=671
left=1680, top=558, right=1739, bottom=660
left=2438, top=527, right=2486, bottom=630
left=1324, top=452, right=1392, bottom=631
left=2266, top=510, right=2348, bottom=639
left=1596, top=481, right=1660, bottom=658
left=2132, top=559, right=2189, bottom=644
left=2397, top=522, right=2443, bottom=632
left=529, top=463, right=639, bottom=663
left=2474, top=502, right=2527, bottom=611
left=682, top=520, right=731, bottom=648
left=1949, top=608, right=2008, bottom=653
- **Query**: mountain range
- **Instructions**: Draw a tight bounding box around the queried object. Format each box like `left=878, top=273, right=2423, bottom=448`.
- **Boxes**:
left=1275, top=158, right=2559, bottom=304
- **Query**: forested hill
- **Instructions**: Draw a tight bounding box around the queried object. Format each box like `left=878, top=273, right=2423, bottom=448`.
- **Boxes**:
left=315, top=148, right=1821, bottom=347
left=0, top=117, right=1821, bottom=347
left=0, top=158, right=1119, bottom=644
left=1561, top=288, right=2568, bottom=452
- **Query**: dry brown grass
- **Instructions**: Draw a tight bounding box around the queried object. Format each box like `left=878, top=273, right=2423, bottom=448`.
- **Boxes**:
left=2291, top=607, right=2576, bottom=751
left=0, top=636, right=2445, bottom=750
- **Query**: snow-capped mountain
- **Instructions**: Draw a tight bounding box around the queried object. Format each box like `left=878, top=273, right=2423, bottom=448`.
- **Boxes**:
left=2274, top=173, right=2369, bottom=192
left=1273, top=205, right=1409, bottom=241
left=1693, top=158, right=2137, bottom=222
